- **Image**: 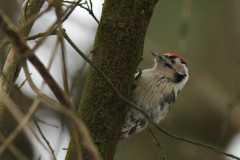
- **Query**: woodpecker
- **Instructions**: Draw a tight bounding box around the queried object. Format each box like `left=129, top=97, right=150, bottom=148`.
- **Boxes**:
left=120, top=51, right=189, bottom=139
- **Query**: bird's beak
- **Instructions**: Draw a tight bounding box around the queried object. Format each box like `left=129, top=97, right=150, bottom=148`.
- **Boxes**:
left=151, top=51, right=164, bottom=61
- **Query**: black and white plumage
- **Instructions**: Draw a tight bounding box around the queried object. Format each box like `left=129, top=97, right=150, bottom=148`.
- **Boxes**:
left=120, top=51, right=189, bottom=139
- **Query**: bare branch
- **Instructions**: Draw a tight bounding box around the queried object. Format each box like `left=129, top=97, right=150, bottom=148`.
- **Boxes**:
left=27, top=30, right=58, bottom=41
left=0, top=8, right=102, bottom=160
left=0, top=7, right=71, bottom=108
left=0, top=0, right=45, bottom=130
left=148, top=127, right=166, bottom=160
left=0, top=94, right=50, bottom=157
left=22, top=60, right=102, bottom=160
left=62, top=0, right=99, bottom=24
left=33, top=119, right=57, bottom=160
left=61, top=0, right=83, bottom=23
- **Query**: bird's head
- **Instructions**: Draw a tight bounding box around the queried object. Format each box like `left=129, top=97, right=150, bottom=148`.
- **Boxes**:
left=151, top=51, right=188, bottom=82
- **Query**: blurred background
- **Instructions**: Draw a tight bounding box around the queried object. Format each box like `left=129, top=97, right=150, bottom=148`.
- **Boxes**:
left=1, top=0, right=240, bottom=160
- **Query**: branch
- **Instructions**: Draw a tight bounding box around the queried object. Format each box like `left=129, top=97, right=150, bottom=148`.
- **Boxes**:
left=0, top=94, right=50, bottom=158
left=33, top=119, right=57, bottom=160
left=26, top=30, right=58, bottom=40
left=148, top=127, right=166, bottom=160
left=0, top=7, right=71, bottom=108
left=0, top=30, right=56, bottom=44
left=22, top=60, right=101, bottom=160
left=62, top=0, right=99, bottom=24
left=0, top=0, right=45, bottom=129
left=0, top=8, right=101, bottom=160
left=28, top=0, right=81, bottom=53
left=61, top=0, right=83, bottom=23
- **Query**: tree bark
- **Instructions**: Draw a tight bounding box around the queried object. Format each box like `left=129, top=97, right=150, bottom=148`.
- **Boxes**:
left=65, top=0, right=158, bottom=160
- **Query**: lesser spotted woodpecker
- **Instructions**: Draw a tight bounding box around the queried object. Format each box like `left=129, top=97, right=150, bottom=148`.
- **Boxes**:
left=120, top=51, right=189, bottom=139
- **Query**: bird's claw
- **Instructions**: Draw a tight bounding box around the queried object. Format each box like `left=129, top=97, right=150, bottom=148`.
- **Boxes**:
left=132, top=68, right=142, bottom=90
left=135, top=68, right=142, bottom=81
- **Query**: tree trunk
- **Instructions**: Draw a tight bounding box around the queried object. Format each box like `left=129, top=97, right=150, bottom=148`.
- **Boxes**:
left=65, top=0, right=158, bottom=160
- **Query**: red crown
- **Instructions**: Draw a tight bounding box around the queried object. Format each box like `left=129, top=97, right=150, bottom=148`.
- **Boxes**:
left=165, top=53, right=186, bottom=63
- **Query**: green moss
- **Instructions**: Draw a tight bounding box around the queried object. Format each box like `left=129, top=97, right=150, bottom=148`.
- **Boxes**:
left=65, top=0, right=158, bottom=160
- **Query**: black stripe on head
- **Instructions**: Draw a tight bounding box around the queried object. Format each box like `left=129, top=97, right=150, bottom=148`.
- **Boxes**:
left=164, top=63, right=173, bottom=69
left=181, top=60, right=187, bottom=67
left=175, top=73, right=187, bottom=83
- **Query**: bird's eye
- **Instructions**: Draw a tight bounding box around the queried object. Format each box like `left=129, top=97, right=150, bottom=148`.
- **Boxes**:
left=171, top=60, right=176, bottom=64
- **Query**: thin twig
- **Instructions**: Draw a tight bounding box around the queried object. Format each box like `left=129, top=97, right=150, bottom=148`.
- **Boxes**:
left=26, top=30, right=57, bottom=40
left=60, top=40, right=70, bottom=95
left=148, top=127, right=166, bottom=160
left=63, top=30, right=240, bottom=160
left=1, top=30, right=56, bottom=44
left=62, top=0, right=99, bottom=23
left=31, top=16, right=62, bottom=52
left=28, top=37, right=61, bottom=160
left=58, top=30, right=70, bottom=95
left=0, top=7, right=72, bottom=108
left=61, top=0, right=83, bottom=23
left=33, top=116, right=59, bottom=128
left=0, top=95, right=50, bottom=157
left=0, top=9, right=101, bottom=160
left=53, top=0, right=70, bottom=95
left=154, top=125, right=240, bottom=160
left=19, top=73, right=32, bottom=89
left=39, top=29, right=60, bottom=89
left=17, top=0, right=77, bottom=36
left=55, top=2, right=82, bottom=159
left=22, top=60, right=102, bottom=160
left=32, top=119, right=57, bottom=160
left=29, top=0, right=78, bottom=52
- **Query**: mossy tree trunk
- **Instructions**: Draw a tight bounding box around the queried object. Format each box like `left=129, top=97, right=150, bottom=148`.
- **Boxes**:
left=65, top=0, right=158, bottom=160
